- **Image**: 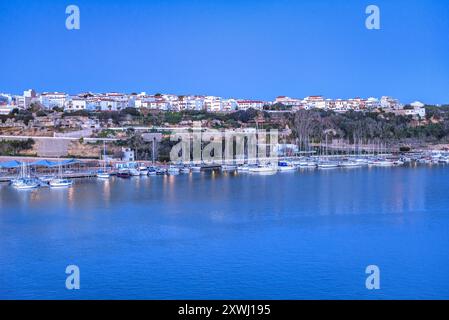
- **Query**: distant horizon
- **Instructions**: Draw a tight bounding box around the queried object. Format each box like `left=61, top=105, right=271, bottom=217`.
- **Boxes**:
left=1, top=0, right=449, bottom=104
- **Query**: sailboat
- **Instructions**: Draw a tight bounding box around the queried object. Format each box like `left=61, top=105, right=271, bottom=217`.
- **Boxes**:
left=11, top=162, right=39, bottom=190
left=49, top=164, right=73, bottom=188
left=97, top=142, right=111, bottom=179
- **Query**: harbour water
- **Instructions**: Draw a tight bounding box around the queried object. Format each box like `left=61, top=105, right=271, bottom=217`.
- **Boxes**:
left=1, top=166, right=449, bottom=299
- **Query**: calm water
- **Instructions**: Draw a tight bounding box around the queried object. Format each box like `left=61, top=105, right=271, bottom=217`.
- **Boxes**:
left=1, top=166, right=449, bottom=299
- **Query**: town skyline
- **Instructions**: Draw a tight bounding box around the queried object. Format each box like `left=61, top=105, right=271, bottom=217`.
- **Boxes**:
left=0, top=88, right=428, bottom=119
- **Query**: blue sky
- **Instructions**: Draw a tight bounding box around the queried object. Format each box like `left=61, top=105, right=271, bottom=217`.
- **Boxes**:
left=1, top=0, right=449, bottom=103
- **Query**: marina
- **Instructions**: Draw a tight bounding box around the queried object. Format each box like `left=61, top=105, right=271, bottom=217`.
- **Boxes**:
left=2, top=151, right=449, bottom=186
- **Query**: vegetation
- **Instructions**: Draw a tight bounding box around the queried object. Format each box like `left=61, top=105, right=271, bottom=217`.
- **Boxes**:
left=0, top=138, right=35, bottom=155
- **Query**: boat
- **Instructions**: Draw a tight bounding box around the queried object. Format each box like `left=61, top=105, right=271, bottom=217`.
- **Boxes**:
left=248, top=164, right=277, bottom=175
left=277, top=161, right=296, bottom=172
left=49, top=164, right=74, bottom=187
left=371, top=159, right=396, bottom=167
left=97, top=142, right=111, bottom=179
left=96, top=170, right=111, bottom=179
left=167, top=166, right=180, bottom=175
left=156, top=167, right=167, bottom=175
left=147, top=167, right=157, bottom=176
left=191, top=165, right=202, bottom=172
left=317, top=162, right=339, bottom=169
left=12, top=178, right=39, bottom=190
left=139, top=167, right=149, bottom=176
left=237, top=164, right=250, bottom=172
left=296, top=159, right=317, bottom=168
left=129, top=168, right=140, bottom=176
left=11, top=162, right=40, bottom=189
left=221, top=164, right=238, bottom=172
left=49, top=178, right=73, bottom=188
left=180, top=167, right=191, bottom=174
left=38, top=175, right=54, bottom=183
left=117, top=170, right=131, bottom=178
left=339, top=160, right=362, bottom=168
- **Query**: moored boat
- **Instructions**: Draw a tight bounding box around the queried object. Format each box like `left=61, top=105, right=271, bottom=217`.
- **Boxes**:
left=12, top=178, right=39, bottom=190
left=277, top=161, right=296, bottom=172
left=49, top=178, right=73, bottom=188
left=117, top=170, right=131, bottom=178
left=248, top=164, right=277, bottom=175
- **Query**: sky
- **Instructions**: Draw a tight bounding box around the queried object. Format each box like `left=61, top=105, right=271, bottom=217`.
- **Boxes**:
left=1, top=0, right=449, bottom=104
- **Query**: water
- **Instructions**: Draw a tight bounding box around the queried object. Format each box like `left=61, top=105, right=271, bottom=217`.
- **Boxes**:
left=1, top=166, right=449, bottom=299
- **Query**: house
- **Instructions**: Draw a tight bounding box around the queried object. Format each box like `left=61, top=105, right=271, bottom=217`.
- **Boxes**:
left=39, top=92, right=68, bottom=109
left=236, top=100, right=264, bottom=111
left=65, top=98, right=87, bottom=112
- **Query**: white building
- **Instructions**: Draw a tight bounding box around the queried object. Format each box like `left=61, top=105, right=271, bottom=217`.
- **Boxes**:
left=39, top=92, right=68, bottom=109
left=304, top=96, right=326, bottom=109
left=236, top=100, right=264, bottom=111
left=65, top=98, right=87, bottom=112
left=274, top=96, right=303, bottom=108
left=204, top=96, right=222, bottom=112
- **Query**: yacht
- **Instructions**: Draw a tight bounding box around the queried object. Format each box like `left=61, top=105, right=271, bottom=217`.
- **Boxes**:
left=96, top=170, right=111, bottom=179
left=237, top=164, right=250, bottom=172
left=147, top=167, right=157, bottom=176
left=371, top=159, right=396, bottom=167
left=97, top=142, right=111, bottom=179
left=297, top=160, right=317, bottom=168
left=49, top=178, right=73, bottom=188
left=138, top=165, right=149, bottom=176
left=277, top=161, right=296, bottom=172
left=221, top=164, right=238, bottom=172
left=49, top=164, right=74, bottom=187
left=117, top=170, right=131, bottom=178
left=248, top=164, right=277, bottom=175
left=11, top=163, right=40, bottom=189
left=129, top=168, right=140, bottom=176
left=180, top=166, right=191, bottom=174
left=12, top=178, right=39, bottom=190
left=167, top=166, right=180, bottom=175
left=317, top=161, right=339, bottom=169
left=339, top=160, right=362, bottom=168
